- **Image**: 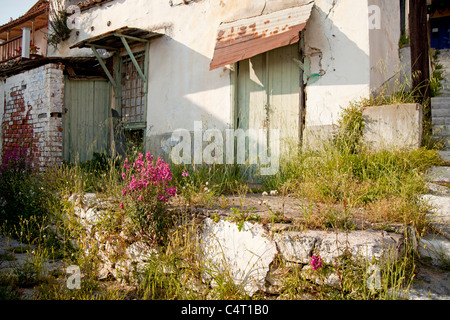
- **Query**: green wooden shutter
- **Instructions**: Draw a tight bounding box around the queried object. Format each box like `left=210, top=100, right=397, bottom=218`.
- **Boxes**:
left=236, top=43, right=300, bottom=163
left=63, top=78, right=111, bottom=163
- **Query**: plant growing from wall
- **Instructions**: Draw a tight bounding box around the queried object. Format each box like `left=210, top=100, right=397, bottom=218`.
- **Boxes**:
left=47, top=0, right=72, bottom=48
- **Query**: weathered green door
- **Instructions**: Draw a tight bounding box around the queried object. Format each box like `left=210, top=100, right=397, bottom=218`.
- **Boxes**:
left=236, top=43, right=301, bottom=161
left=63, top=78, right=111, bottom=162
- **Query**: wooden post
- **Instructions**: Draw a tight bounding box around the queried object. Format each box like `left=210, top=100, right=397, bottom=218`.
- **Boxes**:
left=31, top=20, right=35, bottom=45
left=409, top=0, right=431, bottom=135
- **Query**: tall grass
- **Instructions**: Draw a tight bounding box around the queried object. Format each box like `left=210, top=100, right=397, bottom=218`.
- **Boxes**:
left=263, top=95, right=443, bottom=230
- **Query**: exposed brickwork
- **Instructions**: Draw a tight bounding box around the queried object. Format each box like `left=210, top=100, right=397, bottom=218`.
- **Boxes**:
left=0, top=63, right=65, bottom=170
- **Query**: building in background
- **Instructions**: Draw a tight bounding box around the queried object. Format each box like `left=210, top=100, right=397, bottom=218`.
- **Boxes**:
left=1, top=0, right=411, bottom=170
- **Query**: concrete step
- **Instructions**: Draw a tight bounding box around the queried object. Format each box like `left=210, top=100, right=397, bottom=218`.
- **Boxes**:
left=433, top=125, right=450, bottom=136
left=431, top=117, right=450, bottom=125
left=431, top=135, right=450, bottom=149
left=431, top=97, right=450, bottom=109
left=432, top=108, right=450, bottom=118
left=432, top=96, right=450, bottom=102
left=432, top=101, right=450, bottom=110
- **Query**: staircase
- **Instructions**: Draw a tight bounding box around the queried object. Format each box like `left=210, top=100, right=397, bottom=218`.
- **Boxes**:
left=432, top=49, right=450, bottom=150
left=432, top=96, right=450, bottom=149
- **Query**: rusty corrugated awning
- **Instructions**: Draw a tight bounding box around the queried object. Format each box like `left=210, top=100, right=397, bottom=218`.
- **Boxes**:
left=210, top=2, right=314, bottom=70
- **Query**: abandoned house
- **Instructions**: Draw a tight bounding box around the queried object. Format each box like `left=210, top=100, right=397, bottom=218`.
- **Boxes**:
left=0, top=0, right=411, bottom=170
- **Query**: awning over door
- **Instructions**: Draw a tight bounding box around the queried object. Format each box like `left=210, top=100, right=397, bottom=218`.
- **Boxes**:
left=70, top=27, right=162, bottom=89
left=209, top=2, right=314, bottom=70
left=70, top=27, right=162, bottom=50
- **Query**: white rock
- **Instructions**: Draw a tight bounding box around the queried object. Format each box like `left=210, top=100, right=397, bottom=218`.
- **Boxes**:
left=316, top=230, right=402, bottom=264
left=426, top=166, right=450, bottom=183
left=419, top=235, right=450, bottom=267
left=126, top=241, right=156, bottom=262
left=200, top=218, right=277, bottom=296
left=274, top=231, right=322, bottom=264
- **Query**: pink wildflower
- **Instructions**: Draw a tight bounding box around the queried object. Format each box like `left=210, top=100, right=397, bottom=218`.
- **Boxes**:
left=166, top=187, right=177, bottom=197
left=157, top=195, right=168, bottom=202
left=119, top=202, right=124, bottom=210
left=310, top=254, right=323, bottom=271
left=182, top=170, right=189, bottom=177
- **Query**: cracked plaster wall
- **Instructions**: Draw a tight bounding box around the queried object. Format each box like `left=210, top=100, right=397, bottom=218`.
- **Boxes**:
left=302, top=0, right=372, bottom=148
left=51, top=0, right=401, bottom=153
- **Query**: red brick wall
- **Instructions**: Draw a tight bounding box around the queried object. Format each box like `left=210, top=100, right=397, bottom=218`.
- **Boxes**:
left=1, top=63, right=64, bottom=170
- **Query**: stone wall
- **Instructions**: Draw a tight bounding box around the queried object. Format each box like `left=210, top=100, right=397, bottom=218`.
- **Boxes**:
left=0, top=63, right=65, bottom=170
left=68, top=192, right=407, bottom=297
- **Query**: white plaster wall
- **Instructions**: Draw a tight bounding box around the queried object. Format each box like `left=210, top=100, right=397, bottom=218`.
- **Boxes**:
left=34, top=27, right=48, bottom=57
left=303, top=0, right=371, bottom=128
left=49, top=0, right=314, bottom=137
left=50, top=0, right=235, bottom=136
left=50, top=0, right=397, bottom=151
left=369, top=0, right=401, bottom=94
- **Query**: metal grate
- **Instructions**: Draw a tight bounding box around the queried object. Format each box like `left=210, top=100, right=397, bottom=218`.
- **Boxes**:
left=121, top=52, right=145, bottom=124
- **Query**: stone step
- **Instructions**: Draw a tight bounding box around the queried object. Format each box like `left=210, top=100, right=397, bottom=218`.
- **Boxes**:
left=432, top=109, right=450, bottom=118
left=433, top=125, right=450, bottom=136
left=431, top=136, right=450, bottom=149
left=432, top=96, right=450, bottom=102
left=431, top=97, right=450, bottom=110
left=431, top=117, right=450, bottom=125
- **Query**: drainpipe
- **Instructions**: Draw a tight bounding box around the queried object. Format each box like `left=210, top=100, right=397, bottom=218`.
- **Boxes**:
left=21, top=27, right=31, bottom=59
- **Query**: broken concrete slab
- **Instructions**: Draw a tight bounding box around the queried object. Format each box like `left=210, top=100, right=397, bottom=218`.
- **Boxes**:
left=421, top=194, right=450, bottom=237
left=439, top=150, right=450, bottom=163
left=200, top=218, right=404, bottom=296
left=419, top=235, right=450, bottom=268
left=315, top=230, right=403, bottom=263
left=274, top=229, right=402, bottom=264
left=274, top=230, right=322, bottom=264
left=362, top=103, right=422, bottom=150
left=425, top=182, right=450, bottom=196
left=64, top=193, right=444, bottom=298
left=426, top=166, right=450, bottom=183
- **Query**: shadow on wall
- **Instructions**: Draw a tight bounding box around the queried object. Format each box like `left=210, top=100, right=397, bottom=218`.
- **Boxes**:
left=142, top=36, right=284, bottom=177
left=147, top=5, right=374, bottom=161
left=302, top=5, right=371, bottom=150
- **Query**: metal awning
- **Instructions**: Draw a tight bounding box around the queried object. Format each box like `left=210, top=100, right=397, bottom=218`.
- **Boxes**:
left=209, top=2, right=314, bottom=70
left=70, top=27, right=162, bottom=89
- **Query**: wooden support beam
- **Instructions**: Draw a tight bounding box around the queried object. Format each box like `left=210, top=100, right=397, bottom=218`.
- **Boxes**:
left=89, top=45, right=117, bottom=88
left=409, top=0, right=431, bottom=135
left=117, top=35, right=147, bottom=84
left=114, top=33, right=149, bottom=43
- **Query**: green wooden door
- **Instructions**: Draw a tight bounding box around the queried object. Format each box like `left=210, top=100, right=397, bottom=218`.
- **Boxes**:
left=236, top=43, right=300, bottom=162
left=63, top=78, right=111, bottom=163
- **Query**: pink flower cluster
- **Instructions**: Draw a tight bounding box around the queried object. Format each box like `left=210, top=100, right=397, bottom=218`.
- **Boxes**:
left=310, top=254, right=323, bottom=271
left=120, top=152, right=176, bottom=207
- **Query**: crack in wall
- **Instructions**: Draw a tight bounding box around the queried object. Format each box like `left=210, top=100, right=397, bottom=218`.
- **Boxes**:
left=326, top=0, right=337, bottom=19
